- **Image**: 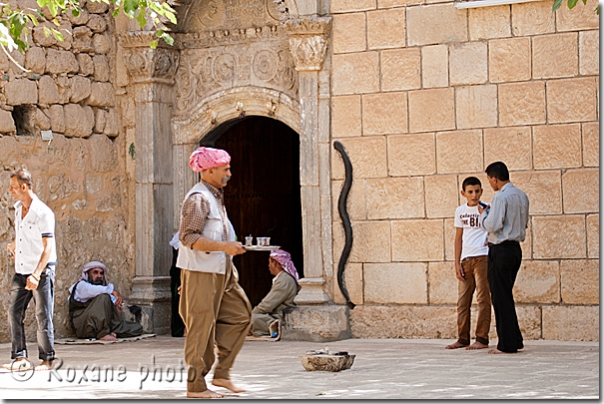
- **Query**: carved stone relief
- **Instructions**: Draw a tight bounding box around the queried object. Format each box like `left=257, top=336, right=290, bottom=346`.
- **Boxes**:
left=183, top=0, right=288, bottom=32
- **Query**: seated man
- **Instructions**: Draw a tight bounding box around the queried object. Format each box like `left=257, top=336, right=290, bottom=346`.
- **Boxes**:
left=68, top=261, right=143, bottom=341
left=251, top=249, right=300, bottom=337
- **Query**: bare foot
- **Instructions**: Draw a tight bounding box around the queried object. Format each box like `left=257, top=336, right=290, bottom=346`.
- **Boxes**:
left=99, top=333, right=117, bottom=341
left=2, top=358, right=31, bottom=371
left=488, top=348, right=515, bottom=354
left=466, top=341, right=489, bottom=350
left=35, top=361, right=55, bottom=371
left=445, top=341, right=469, bottom=349
left=212, top=378, right=246, bottom=393
left=186, top=390, right=224, bottom=399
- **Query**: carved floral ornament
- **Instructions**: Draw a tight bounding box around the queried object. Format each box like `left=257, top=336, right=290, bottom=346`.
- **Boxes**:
left=283, top=17, right=332, bottom=72
left=121, top=32, right=180, bottom=84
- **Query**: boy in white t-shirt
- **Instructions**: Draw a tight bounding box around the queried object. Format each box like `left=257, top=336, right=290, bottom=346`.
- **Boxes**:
left=446, top=177, right=492, bottom=350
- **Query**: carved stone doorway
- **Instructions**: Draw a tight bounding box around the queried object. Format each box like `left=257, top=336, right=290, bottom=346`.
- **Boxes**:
left=205, top=116, right=303, bottom=306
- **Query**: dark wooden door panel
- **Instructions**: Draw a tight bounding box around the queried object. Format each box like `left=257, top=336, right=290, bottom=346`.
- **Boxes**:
left=214, top=117, right=303, bottom=306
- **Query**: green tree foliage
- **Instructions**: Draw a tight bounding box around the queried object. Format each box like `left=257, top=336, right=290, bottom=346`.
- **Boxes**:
left=552, top=0, right=600, bottom=14
left=0, top=0, right=176, bottom=59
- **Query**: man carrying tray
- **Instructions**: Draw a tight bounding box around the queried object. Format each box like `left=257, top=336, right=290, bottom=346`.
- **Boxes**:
left=177, top=146, right=252, bottom=398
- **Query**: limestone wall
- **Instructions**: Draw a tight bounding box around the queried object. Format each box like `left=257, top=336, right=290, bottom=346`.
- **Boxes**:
left=329, top=0, right=599, bottom=341
left=0, top=0, right=134, bottom=342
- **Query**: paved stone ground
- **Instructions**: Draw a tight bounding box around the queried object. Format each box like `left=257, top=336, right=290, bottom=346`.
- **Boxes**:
left=0, top=336, right=598, bottom=400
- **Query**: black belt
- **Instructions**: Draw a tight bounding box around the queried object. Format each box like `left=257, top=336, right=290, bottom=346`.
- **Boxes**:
left=488, top=240, right=520, bottom=247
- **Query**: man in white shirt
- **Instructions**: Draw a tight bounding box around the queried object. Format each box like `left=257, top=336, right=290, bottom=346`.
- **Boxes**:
left=68, top=261, right=143, bottom=341
left=5, top=169, right=57, bottom=371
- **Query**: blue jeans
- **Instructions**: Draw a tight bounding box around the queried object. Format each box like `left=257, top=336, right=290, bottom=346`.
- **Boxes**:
left=8, top=266, right=55, bottom=361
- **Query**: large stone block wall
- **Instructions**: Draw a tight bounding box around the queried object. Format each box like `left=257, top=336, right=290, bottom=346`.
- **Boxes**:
left=330, top=0, right=599, bottom=341
left=0, top=1, right=134, bottom=342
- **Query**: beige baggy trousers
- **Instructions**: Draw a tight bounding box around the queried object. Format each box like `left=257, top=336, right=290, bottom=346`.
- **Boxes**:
left=179, top=260, right=252, bottom=393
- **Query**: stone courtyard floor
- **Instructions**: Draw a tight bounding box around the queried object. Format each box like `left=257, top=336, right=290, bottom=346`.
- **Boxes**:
left=0, top=335, right=598, bottom=400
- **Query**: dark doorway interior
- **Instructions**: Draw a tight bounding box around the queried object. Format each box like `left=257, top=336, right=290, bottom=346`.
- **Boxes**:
left=206, top=116, right=304, bottom=307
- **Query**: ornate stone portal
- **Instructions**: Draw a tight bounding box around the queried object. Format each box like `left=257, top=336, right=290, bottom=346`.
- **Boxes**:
left=124, top=0, right=348, bottom=340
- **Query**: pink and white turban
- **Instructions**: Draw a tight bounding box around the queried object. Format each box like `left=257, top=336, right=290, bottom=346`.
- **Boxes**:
left=189, top=147, right=231, bottom=172
left=270, top=249, right=300, bottom=291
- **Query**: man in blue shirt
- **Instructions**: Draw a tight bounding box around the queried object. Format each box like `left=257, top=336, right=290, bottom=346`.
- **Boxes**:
left=479, top=161, right=529, bottom=354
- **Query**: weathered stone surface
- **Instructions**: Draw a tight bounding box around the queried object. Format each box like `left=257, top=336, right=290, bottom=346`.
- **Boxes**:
left=70, top=76, right=92, bottom=103
left=511, top=1, right=555, bottom=36
left=455, top=84, right=497, bottom=129
left=331, top=0, right=375, bottom=12
left=332, top=52, right=379, bottom=95
left=560, top=259, right=599, bottom=304
left=332, top=95, right=361, bottom=138
left=38, top=75, right=60, bottom=105
left=408, top=88, right=455, bottom=133
left=449, top=42, right=487, bottom=85
left=483, top=127, right=531, bottom=170
left=49, top=104, right=65, bottom=133
left=365, top=177, right=424, bottom=219
left=334, top=220, right=391, bottom=263
left=586, top=214, right=598, bottom=259
left=516, top=306, right=543, bottom=340
left=427, top=261, right=457, bottom=304
left=77, top=53, right=94, bottom=76
left=56, top=76, right=72, bottom=104
left=547, top=78, right=597, bottom=124
left=24, top=47, right=45, bottom=75
left=87, top=14, right=107, bottom=33
left=381, top=48, right=421, bottom=91
left=48, top=173, right=79, bottom=201
left=332, top=179, right=367, bottom=221
left=87, top=0, right=109, bottom=13
left=332, top=13, right=366, bottom=54
left=362, top=92, right=407, bottom=135
left=424, top=175, right=458, bottom=219
left=533, top=124, right=581, bottom=169
left=332, top=263, right=363, bottom=305
left=365, top=263, right=428, bottom=304
left=562, top=169, right=599, bottom=214
left=379, top=0, right=423, bottom=6
left=510, top=171, right=561, bottom=215
left=392, top=220, right=444, bottom=261
left=92, top=55, right=109, bottom=81
left=283, top=306, right=350, bottom=342
left=407, top=4, right=467, bottom=46
left=105, top=108, right=119, bottom=137
left=532, top=215, right=586, bottom=259
left=350, top=306, right=457, bottom=339
left=0, top=109, right=16, bottom=133
left=45, top=49, right=78, bottom=74
left=85, top=175, right=103, bottom=195
left=331, top=137, right=387, bottom=179
left=367, top=8, right=406, bottom=49
left=96, top=193, right=121, bottom=212
left=54, top=21, right=73, bottom=51
left=444, top=218, right=456, bottom=261
left=489, top=37, right=531, bottom=83
left=498, top=81, right=545, bottom=126
left=468, top=5, right=510, bottom=40
left=35, top=107, right=51, bottom=130
left=64, top=103, right=95, bottom=138
left=73, top=26, right=95, bottom=53
left=0, top=48, right=8, bottom=72
left=67, top=7, right=90, bottom=25
left=89, top=134, right=118, bottom=172
left=88, top=82, right=115, bottom=107
left=421, top=45, right=448, bottom=88
left=533, top=33, right=578, bottom=79
left=299, top=354, right=355, bottom=372
left=93, top=34, right=111, bottom=55
left=387, top=133, right=435, bottom=176
left=4, top=79, right=38, bottom=105
left=513, top=260, right=560, bottom=304
left=32, top=25, right=57, bottom=47
left=579, top=30, right=598, bottom=76
left=542, top=306, right=598, bottom=341
left=94, top=109, right=106, bottom=133
left=555, top=0, right=599, bottom=31
left=581, top=122, right=599, bottom=166
left=436, top=130, right=482, bottom=174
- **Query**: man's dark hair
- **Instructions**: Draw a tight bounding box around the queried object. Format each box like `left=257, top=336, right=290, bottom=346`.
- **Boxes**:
left=10, top=168, right=33, bottom=189
left=485, top=161, right=509, bottom=181
left=462, top=176, right=482, bottom=191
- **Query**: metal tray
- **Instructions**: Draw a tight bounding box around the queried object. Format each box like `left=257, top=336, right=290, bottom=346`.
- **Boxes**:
left=244, top=245, right=280, bottom=251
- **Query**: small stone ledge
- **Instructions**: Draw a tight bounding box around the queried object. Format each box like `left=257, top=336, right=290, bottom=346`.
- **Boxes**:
left=282, top=305, right=350, bottom=342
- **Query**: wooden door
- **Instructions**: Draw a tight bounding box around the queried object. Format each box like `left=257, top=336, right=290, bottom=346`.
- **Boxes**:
left=213, top=117, right=303, bottom=307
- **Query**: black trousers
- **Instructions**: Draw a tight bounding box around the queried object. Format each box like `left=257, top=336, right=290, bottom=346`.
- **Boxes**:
left=488, top=241, right=523, bottom=353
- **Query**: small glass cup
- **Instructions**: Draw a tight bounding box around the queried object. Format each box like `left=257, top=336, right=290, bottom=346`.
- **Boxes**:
left=264, top=237, right=271, bottom=246
left=245, top=236, right=253, bottom=246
